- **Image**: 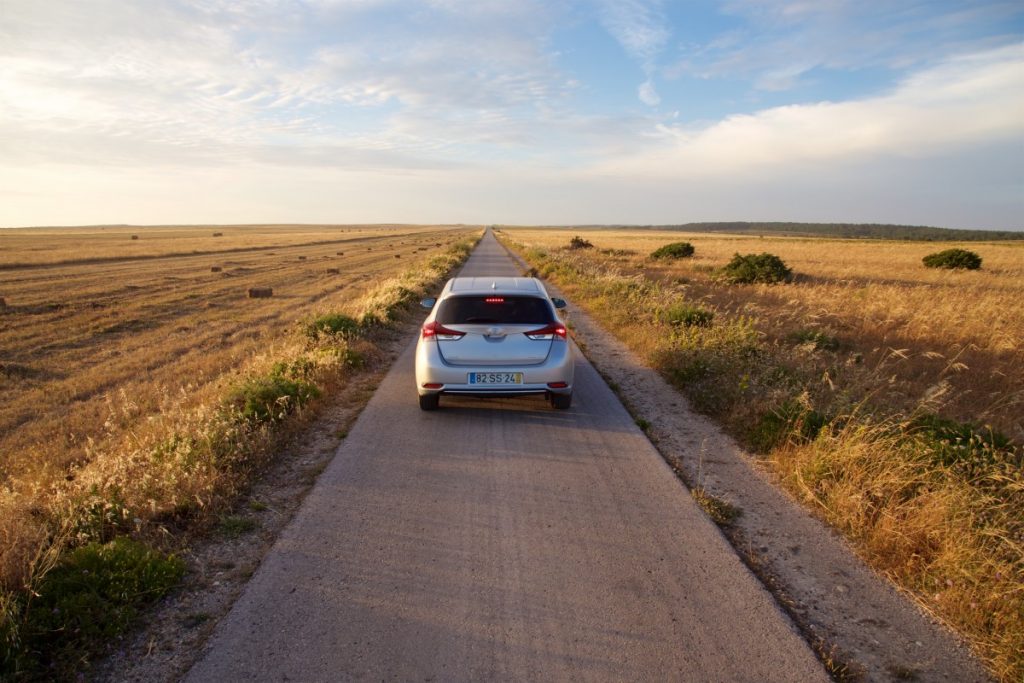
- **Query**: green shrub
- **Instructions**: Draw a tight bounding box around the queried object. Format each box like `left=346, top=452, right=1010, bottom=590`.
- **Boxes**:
left=922, top=248, right=982, bottom=270
left=332, top=346, right=365, bottom=369
left=568, top=235, right=593, bottom=249
left=749, top=400, right=829, bottom=451
left=229, top=375, right=320, bottom=424
left=662, top=302, right=714, bottom=327
left=306, top=313, right=360, bottom=339
left=10, top=538, right=184, bottom=676
left=271, top=357, right=317, bottom=381
left=651, top=242, right=695, bottom=259
left=909, top=413, right=1016, bottom=469
left=721, top=252, right=792, bottom=284
left=656, top=317, right=762, bottom=415
left=788, top=328, right=839, bottom=351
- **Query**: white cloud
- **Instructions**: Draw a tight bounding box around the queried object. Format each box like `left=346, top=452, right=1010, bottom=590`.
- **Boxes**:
left=0, top=1, right=1019, bottom=230
left=0, top=0, right=573, bottom=169
left=596, top=0, right=669, bottom=106
left=637, top=80, right=661, bottom=106
left=598, top=44, right=1024, bottom=176
left=597, top=0, right=669, bottom=68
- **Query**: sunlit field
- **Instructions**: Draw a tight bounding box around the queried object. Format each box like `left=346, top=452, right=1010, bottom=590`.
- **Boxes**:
left=499, top=227, right=1023, bottom=681
left=504, top=228, right=1023, bottom=440
left=0, top=224, right=470, bottom=484
left=0, top=224, right=478, bottom=675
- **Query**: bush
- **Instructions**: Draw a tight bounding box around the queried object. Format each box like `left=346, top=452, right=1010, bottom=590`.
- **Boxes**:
left=651, top=242, right=695, bottom=259
left=306, top=313, right=360, bottom=339
left=662, top=302, right=714, bottom=327
left=749, top=400, right=829, bottom=451
left=229, top=374, right=320, bottom=423
left=568, top=235, right=593, bottom=250
left=721, top=252, right=792, bottom=284
left=909, top=413, right=1017, bottom=470
left=654, top=317, right=762, bottom=415
left=8, top=538, right=184, bottom=676
left=922, top=248, right=982, bottom=270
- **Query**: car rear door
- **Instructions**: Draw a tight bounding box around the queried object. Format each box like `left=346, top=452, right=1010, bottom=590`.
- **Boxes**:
left=434, top=295, right=556, bottom=367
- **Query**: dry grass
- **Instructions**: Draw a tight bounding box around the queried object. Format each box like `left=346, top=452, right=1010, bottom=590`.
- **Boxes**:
left=0, top=224, right=440, bottom=267
left=503, top=227, right=1023, bottom=441
left=499, top=227, right=1023, bottom=681
left=0, top=225, right=471, bottom=486
left=0, top=225, right=479, bottom=674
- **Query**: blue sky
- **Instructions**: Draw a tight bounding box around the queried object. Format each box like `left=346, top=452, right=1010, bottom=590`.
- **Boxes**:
left=1, top=0, right=1022, bottom=229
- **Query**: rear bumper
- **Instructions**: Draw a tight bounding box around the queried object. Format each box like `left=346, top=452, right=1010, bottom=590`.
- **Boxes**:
left=415, top=338, right=574, bottom=397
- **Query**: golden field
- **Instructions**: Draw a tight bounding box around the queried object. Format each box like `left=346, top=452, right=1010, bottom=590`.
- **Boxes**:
left=0, top=224, right=471, bottom=485
left=498, top=227, right=1023, bottom=681
left=0, top=225, right=478, bottom=675
left=504, top=228, right=1023, bottom=441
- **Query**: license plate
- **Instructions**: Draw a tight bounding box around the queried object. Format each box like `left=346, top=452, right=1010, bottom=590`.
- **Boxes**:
left=468, top=372, right=523, bottom=385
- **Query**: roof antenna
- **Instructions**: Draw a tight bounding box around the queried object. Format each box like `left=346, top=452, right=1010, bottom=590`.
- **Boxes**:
left=491, top=282, right=497, bottom=289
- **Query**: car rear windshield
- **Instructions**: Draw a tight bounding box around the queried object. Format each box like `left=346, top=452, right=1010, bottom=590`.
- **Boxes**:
left=436, top=295, right=554, bottom=325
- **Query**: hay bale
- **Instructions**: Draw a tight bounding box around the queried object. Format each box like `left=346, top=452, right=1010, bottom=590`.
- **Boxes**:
left=0, top=297, right=6, bottom=309
left=130, top=234, right=139, bottom=240
left=248, top=287, right=273, bottom=298
left=212, top=232, right=223, bottom=237
left=394, top=254, right=401, bottom=259
left=326, top=268, right=340, bottom=275
left=298, top=256, right=307, bottom=261
left=336, top=251, right=344, bottom=256
left=211, top=266, right=222, bottom=273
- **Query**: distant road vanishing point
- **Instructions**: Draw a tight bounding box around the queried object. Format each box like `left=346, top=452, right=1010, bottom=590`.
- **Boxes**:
left=185, top=230, right=827, bottom=682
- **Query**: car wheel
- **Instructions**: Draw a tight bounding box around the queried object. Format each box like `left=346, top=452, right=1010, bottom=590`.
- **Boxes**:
left=419, top=394, right=440, bottom=411
left=550, top=392, right=572, bottom=410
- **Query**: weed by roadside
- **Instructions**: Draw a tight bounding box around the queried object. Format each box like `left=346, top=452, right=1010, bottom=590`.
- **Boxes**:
left=0, top=236, right=479, bottom=680
left=691, top=488, right=742, bottom=526
left=502, top=232, right=1023, bottom=682
left=2, top=538, right=184, bottom=679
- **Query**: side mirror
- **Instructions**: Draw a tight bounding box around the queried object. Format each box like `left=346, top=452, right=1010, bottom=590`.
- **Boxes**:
left=420, top=297, right=436, bottom=309
left=551, top=298, right=567, bottom=309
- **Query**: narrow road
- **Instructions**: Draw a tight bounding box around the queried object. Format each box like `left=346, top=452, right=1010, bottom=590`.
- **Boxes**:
left=186, top=231, right=827, bottom=681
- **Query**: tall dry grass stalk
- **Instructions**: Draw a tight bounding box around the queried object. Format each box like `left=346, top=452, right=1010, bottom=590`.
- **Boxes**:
left=499, top=229, right=1023, bottom=681
left=0, top=235, right=477, bottom=671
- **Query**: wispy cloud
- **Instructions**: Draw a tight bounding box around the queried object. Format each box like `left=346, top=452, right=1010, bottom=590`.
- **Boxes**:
left=0, top=1, right=1020, bottom=229
left=0, top=0, right=574, bottom=169
left=600, top=44, right=1024, bottom=175
left=669, top=0, right=1024, bottom=90
left=596, top=0, right=669, bottom=106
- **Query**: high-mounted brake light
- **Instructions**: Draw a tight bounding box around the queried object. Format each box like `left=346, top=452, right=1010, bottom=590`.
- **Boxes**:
left=525, top=323, right=567, bottom=341
left=422, top=321, right=465, bottom=340
left=484, top=297, right=505, bottom=304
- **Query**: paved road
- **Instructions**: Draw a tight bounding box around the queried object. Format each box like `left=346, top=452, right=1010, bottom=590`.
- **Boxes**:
left=186, top=231, right=826, bottom=682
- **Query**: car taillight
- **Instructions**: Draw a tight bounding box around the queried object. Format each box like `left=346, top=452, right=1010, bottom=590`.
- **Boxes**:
left=422, top=321, right=465, bottom=340
left=525, top=323, right=567, bottom=340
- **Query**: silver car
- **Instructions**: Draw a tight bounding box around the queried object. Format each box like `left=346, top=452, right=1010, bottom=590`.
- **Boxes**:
left=415, top=277, right=574, bottom=411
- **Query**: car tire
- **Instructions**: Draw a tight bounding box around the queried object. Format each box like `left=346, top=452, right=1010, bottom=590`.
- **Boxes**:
left=550, top=392, right=572, bottom=410
left=419, top=394, right=440, bottom=411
